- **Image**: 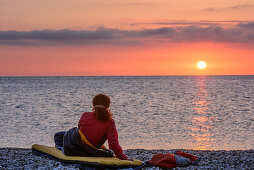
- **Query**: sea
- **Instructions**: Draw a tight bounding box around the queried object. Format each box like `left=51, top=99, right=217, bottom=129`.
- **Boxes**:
left=0, top=76, right=253, bottom=150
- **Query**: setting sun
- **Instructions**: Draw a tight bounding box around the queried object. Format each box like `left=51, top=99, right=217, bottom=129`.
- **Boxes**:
left=197, top=61, right=207, bottom=70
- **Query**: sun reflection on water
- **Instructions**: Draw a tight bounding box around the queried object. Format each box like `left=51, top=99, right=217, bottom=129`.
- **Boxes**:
left=191, top=77, right=214, bottom=150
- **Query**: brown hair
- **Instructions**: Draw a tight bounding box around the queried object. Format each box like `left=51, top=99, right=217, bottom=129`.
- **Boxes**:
left=92, top=94, right=112, bottom=121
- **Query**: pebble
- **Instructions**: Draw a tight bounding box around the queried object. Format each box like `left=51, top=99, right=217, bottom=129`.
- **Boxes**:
left=0, top=148, right=253, bottom=169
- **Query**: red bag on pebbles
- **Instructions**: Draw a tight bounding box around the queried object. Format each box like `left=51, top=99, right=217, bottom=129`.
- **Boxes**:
left=148, top=151, right=201, bottom=168
left=148, top=153, right=177, bottom=169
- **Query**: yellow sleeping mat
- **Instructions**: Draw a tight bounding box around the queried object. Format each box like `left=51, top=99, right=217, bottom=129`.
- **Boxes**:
left=32, top=144, right=143, bottom=168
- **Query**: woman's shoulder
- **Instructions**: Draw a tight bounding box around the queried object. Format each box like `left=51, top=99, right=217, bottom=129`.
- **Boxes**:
left=83, top=111, right=93, bottom=114
left=108, top=118, right=115, bottom=125
left=80, top=112, right=93, bottom=118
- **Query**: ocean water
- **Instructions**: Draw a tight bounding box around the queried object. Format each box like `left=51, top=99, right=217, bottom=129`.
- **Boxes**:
left=0, top=76, right=253, bottom=150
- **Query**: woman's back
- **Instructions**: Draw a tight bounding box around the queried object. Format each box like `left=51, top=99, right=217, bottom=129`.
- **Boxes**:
left=78, top=112, right=111, bottom=147
left=78, top=111, right=128, bottom=160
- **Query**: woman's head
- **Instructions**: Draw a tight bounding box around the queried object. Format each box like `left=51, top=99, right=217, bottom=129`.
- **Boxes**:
left=92, top=94, right=112, bottom=121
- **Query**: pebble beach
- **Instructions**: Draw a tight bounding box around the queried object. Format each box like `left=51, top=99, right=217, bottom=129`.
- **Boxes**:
left=0, top=148, right=253, bottom=169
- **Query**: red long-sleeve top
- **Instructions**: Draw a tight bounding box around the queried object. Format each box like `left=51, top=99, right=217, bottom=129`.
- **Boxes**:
left=78, top=112, right=128, bottom=160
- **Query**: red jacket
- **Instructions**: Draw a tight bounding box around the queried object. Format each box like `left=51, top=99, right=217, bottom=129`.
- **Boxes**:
left=78, top=112, right=128, bottom=160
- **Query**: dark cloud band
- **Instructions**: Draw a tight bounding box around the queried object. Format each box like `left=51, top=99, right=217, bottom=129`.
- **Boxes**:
left=0, top=22, right=254, bottom=46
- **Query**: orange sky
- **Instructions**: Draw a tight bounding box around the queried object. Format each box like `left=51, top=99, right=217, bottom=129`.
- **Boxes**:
left=0, top=0, right=254, bottom=76
left=1, top=43, right=253, bottom=76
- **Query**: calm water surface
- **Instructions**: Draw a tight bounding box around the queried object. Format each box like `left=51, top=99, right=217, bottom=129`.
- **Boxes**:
left=0, top=76, right=253, bottom=150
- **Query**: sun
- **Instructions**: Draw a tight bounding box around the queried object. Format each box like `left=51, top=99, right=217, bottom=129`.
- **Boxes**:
left=197, top=61, right=207, bottom=70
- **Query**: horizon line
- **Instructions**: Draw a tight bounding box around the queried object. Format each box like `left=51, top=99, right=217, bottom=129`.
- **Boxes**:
left=0, top=74, right=253, bottom=77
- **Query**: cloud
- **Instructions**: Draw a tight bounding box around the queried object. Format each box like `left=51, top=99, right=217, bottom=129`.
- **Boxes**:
left=131, top=20, right=250, bottom=27
left=1, top=22, right=254, bottom=46
left=0, top=29, right=119, bottom=41
left=0, top=28, right=133, bottom=46
left=225, top=4, right=253, bottom=10
left=131, top=20, right=218, bottom=27
left=206, top=4, right=254, bottom=12
left=237, top=22, right=254, bottom=29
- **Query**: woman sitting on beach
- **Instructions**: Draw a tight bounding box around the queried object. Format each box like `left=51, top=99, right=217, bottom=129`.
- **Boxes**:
left=54, top=94, right=128, bottom=160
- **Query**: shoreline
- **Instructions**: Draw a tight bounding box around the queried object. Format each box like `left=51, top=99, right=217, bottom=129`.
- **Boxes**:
left=0, top=148, right=253, bottom=169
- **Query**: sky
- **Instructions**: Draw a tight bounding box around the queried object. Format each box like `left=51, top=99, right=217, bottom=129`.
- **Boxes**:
left=0, top=0, right=254, bottom=76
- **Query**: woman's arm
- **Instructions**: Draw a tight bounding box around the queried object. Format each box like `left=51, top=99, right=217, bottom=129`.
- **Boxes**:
left=107, top=120, right=128, bottom=160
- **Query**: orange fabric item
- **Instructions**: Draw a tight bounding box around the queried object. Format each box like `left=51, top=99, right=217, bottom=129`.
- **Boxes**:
left=149, top=153, right=177, bottom=169
left=176, top=150, right=198, bottom=162
left=78, top=129, right=104, bottom=151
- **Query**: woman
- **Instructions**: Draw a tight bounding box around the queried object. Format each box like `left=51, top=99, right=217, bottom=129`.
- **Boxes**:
left=54, top=94, right=128, bottom=160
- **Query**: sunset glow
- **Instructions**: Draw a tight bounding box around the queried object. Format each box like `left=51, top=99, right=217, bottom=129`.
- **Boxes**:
left=0, top=0, right=253, bottom=76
